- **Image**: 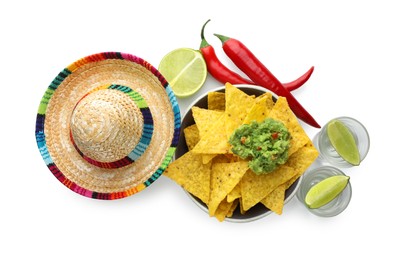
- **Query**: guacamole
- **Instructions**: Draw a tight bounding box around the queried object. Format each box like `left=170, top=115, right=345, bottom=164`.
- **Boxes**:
left=228, top=118, right=291, bottom=174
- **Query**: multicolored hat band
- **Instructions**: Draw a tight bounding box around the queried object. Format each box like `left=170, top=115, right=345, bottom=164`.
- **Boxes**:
left=35, top=52, right=181, bottom=200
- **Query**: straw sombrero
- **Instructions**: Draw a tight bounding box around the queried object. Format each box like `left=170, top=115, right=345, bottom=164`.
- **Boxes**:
left=35, top=52, right=181, bottom=200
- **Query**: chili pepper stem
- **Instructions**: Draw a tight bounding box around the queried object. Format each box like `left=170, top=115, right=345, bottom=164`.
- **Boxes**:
left=214, top=34, right=230, bottom=44
left=200, top=19, right=212, bottom=49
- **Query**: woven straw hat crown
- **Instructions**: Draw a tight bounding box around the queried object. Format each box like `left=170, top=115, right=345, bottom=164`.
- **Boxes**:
left=70, top=87, right=143, bottom=165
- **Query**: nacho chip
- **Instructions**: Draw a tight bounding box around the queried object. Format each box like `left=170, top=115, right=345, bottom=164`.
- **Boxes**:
left=269, top=97, right=310, bottom=156
left=225, top=83, right=256, bottom=137
left=208, top=91, right=226, bottom=111
left=209, top=153, right=240, bottom=165
left=255, top=92, right=275, bottom=110
left=192, top=107, right=227, bottom=159
left=227, top=181, right=241, bottom=203
left=208, top=161, right=249, bottom=216
left=226, top=199, right=239, bottom=218
left=164, top=151, right=211, bottom=204
left=192, top=113, right=230, bottom=154
left=241, top=165, right=296, bottom=211
left=211, top=154, right=233, bottom=164
left=202, top=154, right=217, bottom=164
left=261, top=184, right=286, bottom=215
left=214, top=198, right=235, bottom=222
left=239, top=197, right=247, bottom=215
left=243, top=94, right=269, bottom=124
left=262, top=141, right=318, bottom=214
left=192, top=106, right=223, bottom=138
left=183, top=124, right=200, bottom=151
left=284, top=141, right=319, bottom=188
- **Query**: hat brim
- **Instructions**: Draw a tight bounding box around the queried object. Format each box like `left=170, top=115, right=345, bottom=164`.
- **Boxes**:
left=35, top=52, right=181, bottom=200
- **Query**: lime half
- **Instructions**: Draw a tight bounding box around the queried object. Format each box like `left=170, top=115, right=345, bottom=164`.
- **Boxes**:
left=158, top=48, right=207, bottom=98
left=305, top=175, right=350, bottom=209
left=327, top=119, right=360, bottom=166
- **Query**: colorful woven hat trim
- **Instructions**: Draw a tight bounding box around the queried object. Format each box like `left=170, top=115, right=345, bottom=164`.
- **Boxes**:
left=35, top=52, right=181, bottom=200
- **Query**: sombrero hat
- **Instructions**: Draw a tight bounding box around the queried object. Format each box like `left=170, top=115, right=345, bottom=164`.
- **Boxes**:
left=35, top=52, right=181, bottom=200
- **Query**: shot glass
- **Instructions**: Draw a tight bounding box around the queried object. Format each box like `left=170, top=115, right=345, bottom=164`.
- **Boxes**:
left=297, top=166, right=352, bottom=217
left=313, top=117, right=370, bottom=168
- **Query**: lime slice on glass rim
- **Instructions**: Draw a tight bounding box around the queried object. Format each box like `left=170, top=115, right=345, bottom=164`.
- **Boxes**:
left=158, top=48, right=207, bottom=98
left=305, top=175, right=350, bottom=209
left=327, top=119, right=360, bottom=166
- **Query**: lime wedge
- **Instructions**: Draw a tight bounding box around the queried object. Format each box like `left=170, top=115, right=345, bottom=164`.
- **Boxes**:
left=158, top=48, right=207, bottom=98
left=305, top=175, right=350, bottom=209
left=327, top=119, right=360, bottom=166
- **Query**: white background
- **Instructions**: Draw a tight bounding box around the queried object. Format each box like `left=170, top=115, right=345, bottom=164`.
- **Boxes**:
left=1, top=0, right=408, bottom=259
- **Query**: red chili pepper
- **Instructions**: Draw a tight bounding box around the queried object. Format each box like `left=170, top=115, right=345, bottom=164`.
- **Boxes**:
left=283, top=66, right=314, bottom=92
left=199, top=20, right=313, bottom=91
left=200, top=20, right=253, bottom=85
left=214, top=33, right=321, bottom=128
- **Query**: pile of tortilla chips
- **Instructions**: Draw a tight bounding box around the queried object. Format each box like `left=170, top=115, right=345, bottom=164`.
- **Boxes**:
left=164, top=83, right=319, bottom=222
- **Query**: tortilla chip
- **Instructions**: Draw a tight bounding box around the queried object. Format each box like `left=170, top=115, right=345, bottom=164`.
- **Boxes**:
left=209, top=153, right=240, bottom=165
left=192, top=113, right=231, bottom=154
left=227, top=181, right=241, bottom=203
left=239, top=197, right=247, bottom=215
left=241, top=165, right=296, bottom=211
left=226, top=199, right=239, bottom=218
left=211, top=154, right=232, bottom=164
left=183, top=124, right=200, bottom=151
left=214, top=198, right=235, bottom=222
left=202, top=154, right=217, bottom=164
left=225, top=83, right=256, bottom=137
left=261, top=184, right=286, bottom=215
left=192, top=106, right=223, bottom=138
left=193, top=104, right=227, bottom=162
left=284, top=141, right=319, bottom=188
left=261, top=141, right=318, bottom=215
left=164, top=151, right=211, bottom=204
left=255, top=92, right=275, bottom=110
left=208, top=161, right=249, bottom=216
left=269, top=97, right=310, bottom=156
left=208, top=91, right=226, bottom=111
left=243, top=94, right=269, bottom=124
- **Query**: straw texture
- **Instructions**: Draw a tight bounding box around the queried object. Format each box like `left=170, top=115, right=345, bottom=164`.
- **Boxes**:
left=35, top=52, right=181, bottom=200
